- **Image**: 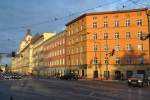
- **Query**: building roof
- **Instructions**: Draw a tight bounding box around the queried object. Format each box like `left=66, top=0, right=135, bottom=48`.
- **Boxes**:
left=66, top=8, right=148, bottom=26
left=31, top=33, right=43, bottom=44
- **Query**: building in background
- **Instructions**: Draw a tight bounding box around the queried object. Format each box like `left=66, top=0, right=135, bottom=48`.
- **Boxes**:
left=31, top=32, right=56, bottom=76
left=41, top=31, right=66, bottom=77
left=11, top=29, right=32, bottom=75
left=11, top=30, right=55, bottom=75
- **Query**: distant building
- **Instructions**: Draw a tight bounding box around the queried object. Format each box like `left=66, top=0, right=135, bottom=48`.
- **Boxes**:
left=11, top=29, right=55, bottom=75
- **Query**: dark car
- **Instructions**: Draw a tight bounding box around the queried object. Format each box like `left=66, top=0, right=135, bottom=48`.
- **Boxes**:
left=60, top=73, right=79, bottom=80
left=0, top=74, right=4, bottom=80
left=128, top=74, right=149, bottom=87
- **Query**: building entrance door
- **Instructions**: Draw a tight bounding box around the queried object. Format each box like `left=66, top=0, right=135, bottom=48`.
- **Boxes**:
left=115, top=71, right=121, bottom=80
left=93, top=70, right=98, bottom=78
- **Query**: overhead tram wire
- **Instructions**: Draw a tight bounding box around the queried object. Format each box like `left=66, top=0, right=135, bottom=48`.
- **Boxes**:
left=0, top=0, right=121, bottom=32
left=128, top=0, right=150, bottom=8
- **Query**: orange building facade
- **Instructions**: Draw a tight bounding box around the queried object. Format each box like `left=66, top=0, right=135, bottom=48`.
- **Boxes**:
left=41, top=31, right=66, bottom=77
left=65, top=8, right=150, bottom=79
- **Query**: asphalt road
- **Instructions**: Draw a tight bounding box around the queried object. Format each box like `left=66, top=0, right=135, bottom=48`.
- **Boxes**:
left=0, top=79, right=150, bottom=100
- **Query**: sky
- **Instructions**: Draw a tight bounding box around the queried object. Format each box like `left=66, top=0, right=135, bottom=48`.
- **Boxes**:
left=0, top=0, right=149, bottom=64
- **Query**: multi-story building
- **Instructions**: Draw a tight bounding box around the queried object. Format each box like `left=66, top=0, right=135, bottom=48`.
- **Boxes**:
left=31, top=32, right=55, bottom=76
left=41, top=31, right=66, bottom=77
left=11, top=29, right=32, bottom=74
left=11, top=30, right=55, bottom=75
left=65, top=8, right=150, bottom=79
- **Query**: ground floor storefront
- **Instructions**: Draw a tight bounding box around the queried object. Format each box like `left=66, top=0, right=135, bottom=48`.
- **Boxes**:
left=31, top=64, right=150, bottom=80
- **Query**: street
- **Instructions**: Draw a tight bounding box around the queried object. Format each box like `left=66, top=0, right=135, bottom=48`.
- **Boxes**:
left=0, top=79, right=150, bottom=100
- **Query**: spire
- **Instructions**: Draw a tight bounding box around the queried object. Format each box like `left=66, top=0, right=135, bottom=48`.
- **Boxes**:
left=26, top=29, right=32, bottom=36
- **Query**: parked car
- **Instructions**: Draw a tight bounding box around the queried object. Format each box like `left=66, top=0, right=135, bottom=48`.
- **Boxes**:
left=128, top=74, right=149, bottom=87
left=60, top=73, right=79, bottom=80
left=11, top=73, right=22, bottom=79
left=0, top=74, right=4, bottom=80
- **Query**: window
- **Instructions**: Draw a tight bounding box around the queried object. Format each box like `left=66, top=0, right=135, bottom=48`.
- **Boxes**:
left=93, top=16, right=97, bottom=20
left=80, top=25, right=83, bottom=31
left=137, top=31, right=142, bottom=38
left=115, top=32, right=119, bottom=39
left=93, top=22, right=97, bottom=28
left=136, top=19, right=142, bottom=26
left=126, top=32, right=131, bottom=38
left=139, top=56, right=144, bottom=64
left=93, top=33, right=98, bottom=40
left=126, top=44, right=131, bottom=50
left=104, top=45, right=109, bottom=51
left=104, top=16, right=108, bottom=19
left=115, top=20, right=119, bottom=27
left=115, top=56, right=120, bottom=64
left=104, top=21, right=108, bottom=28
left=93, top=57, right=98, bottom=64
left=104, top=57, right=109, bottom=64
left=80, top=46, right=84, bottom=52
left=93, top=45, right=98, bottom=51
left=137, top=44, right=143, bottom=51
left=80, top=35, right=84, bottom=41
left=104, top=33, right=108, bottom=39
left=126, top=56, right=132, bottom=64
left=126, top=19, right=130, bottom=27
left=115, top=44, right=120, bottom=51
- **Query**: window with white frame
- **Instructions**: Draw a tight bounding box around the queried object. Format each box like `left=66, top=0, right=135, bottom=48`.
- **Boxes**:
left=93, top=45, right=98, bottom=51
left=137, top=31, right=142, bottom=38
left=93, top=33, right=98, bottom=40
left=115, top=32, right=119, bottom=39
left=93, top=22, right=97, bottom=28
left=126, top=32, right=131, bottom=38
left=93, top=57, right=98, bottom=64
left=104, top=21, right=108, bottom=28
left=136, top=19, right=142, bottom=27
left=115, top=20, right=119, bottom=27
left=126, top=44, right=131, bottom=50
left=125, top=19, right=130, bottom=27
left=104, top=45, right=109, bottom=51
left=104, top=33, right=108, bottom=39
left=115, top=56, right=121, bottom=64
left=115, top=44, right=120, bottom=51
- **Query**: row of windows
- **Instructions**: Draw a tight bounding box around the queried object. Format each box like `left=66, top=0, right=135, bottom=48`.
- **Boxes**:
left=93, top=31, right=142, bottom=40
left=44, top=39, right=65, bottom=51
left=45, top=49, right=65, bottom=57
left=93, top=56, right=144, bottom=65
left=92, top=19, right=142, bottom=28
left=67, top=31, right=143, bottom=45
left=68, top=46, right=84, bottom=54
left=68, top=58, right=84, bottom=65
left=68, top=25, right=84, bottom=36
left=45, top=58, right=65, bottom=66
left=92, top=12, right=142, bottom=21
left=93, top=44, right=143, bottom=52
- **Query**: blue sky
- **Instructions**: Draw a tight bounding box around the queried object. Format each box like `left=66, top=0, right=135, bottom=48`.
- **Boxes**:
left=0, top=0, right=149, bottom=64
